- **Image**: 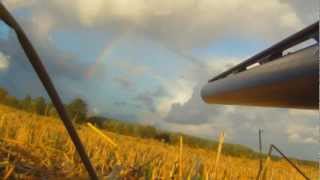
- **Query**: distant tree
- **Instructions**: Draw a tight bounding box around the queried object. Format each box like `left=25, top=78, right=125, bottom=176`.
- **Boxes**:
left=43, top=102, right=51, bottom=116
left=47, top=103, right=59, bottom=117
left=33, top=97, right=46, bottom=115
left=138, top=125, right=157, bottom=138
left=0, top=88, right=8, bottom=102
left=20, top=95, right=32, bottom=112
left=87, top=116, right=106, bottom=127
left=67, top=98, right=88, bottom=123
left=5, top=95, right=19, bottom=108
left=155, top=132, right=171, bottom=143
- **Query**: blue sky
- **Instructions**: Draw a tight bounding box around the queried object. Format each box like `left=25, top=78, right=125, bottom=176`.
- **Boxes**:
left=0, top=0, right=319, bottom=160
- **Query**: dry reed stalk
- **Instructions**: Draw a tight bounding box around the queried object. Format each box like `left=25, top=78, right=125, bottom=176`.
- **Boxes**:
left=87, top=123, right=122, bottom=165
left=1, top=137, right=24, bottom=145
left=179, top=136, right=183, bottom=180
left=151, top=168, right=156, bottom=180
left=258, top=156, right=271, bottom=180
left=87, top=123, right=117, bottom=148
left=3, top=165, right=15, bottom=180
left=169, top=162, right=176, bottom=179
left=213, top=132, right=225, bottom=177
left=203, top=165, right=209, bottom=180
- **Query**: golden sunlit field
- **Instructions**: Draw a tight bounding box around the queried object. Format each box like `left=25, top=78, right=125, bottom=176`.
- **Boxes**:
left=0, top=104, right=318, bottom=179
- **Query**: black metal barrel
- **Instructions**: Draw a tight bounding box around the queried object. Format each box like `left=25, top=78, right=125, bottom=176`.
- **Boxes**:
left=201, top=45, right=319, bottom=109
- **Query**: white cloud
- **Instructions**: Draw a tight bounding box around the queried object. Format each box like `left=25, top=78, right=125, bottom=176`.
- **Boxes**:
left=30, top=13, right=55, bottom=39
left=280, top=11, right=302, bottom=29
left=112, top=61, right=150, bottom=77
left=0, top=51, right=10, bottom=71
left=286, top=124, right=319, bottom=144
left=3, top=0, right=308, bottom=48
left=288, top=109, right=318, bottom=117
left=152, top=56, right=240, bottom=116
left=206, top=57, right=242, bottom=74
left=156, top=78, right=194, bottom=115
left=2, top=0, right=35, bottom=10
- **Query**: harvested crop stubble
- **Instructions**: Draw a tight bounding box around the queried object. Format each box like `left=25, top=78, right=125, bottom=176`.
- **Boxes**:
left=0, top=105, right=318, bottom=179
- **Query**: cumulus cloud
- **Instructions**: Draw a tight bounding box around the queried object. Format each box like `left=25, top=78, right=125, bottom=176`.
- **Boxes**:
left=280, top=0, right=319, bottom=25
left=0, top=51, right=10, bottom=71
left=164, top=84, right=221, bottom=125
left=287, top=123, right=318, bottom=144
left=156, top=78, right=195, bottom=115
left=113, top=76, right=134, bottom=89
left=3, top=0, right=311, bottom=49
left=2, top=0, right=34, bottom=10
left=135, top=86, right=168, bottom=113
left=0, top=23, right=90, bottom=99
left=111, top=61, right=150, bottom=77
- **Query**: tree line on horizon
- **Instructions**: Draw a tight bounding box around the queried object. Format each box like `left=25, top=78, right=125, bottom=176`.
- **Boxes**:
left=0, top=87, right=87, bottom=123
left=0, top=86, right=317, bottom=165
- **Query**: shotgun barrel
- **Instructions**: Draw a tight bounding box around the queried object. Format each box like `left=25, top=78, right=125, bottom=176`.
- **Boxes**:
left=201, top=22, right=319, bottom=109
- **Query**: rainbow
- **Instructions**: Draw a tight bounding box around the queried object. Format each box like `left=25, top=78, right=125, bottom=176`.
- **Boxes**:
left=85, top=29, right=132, bottom=79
